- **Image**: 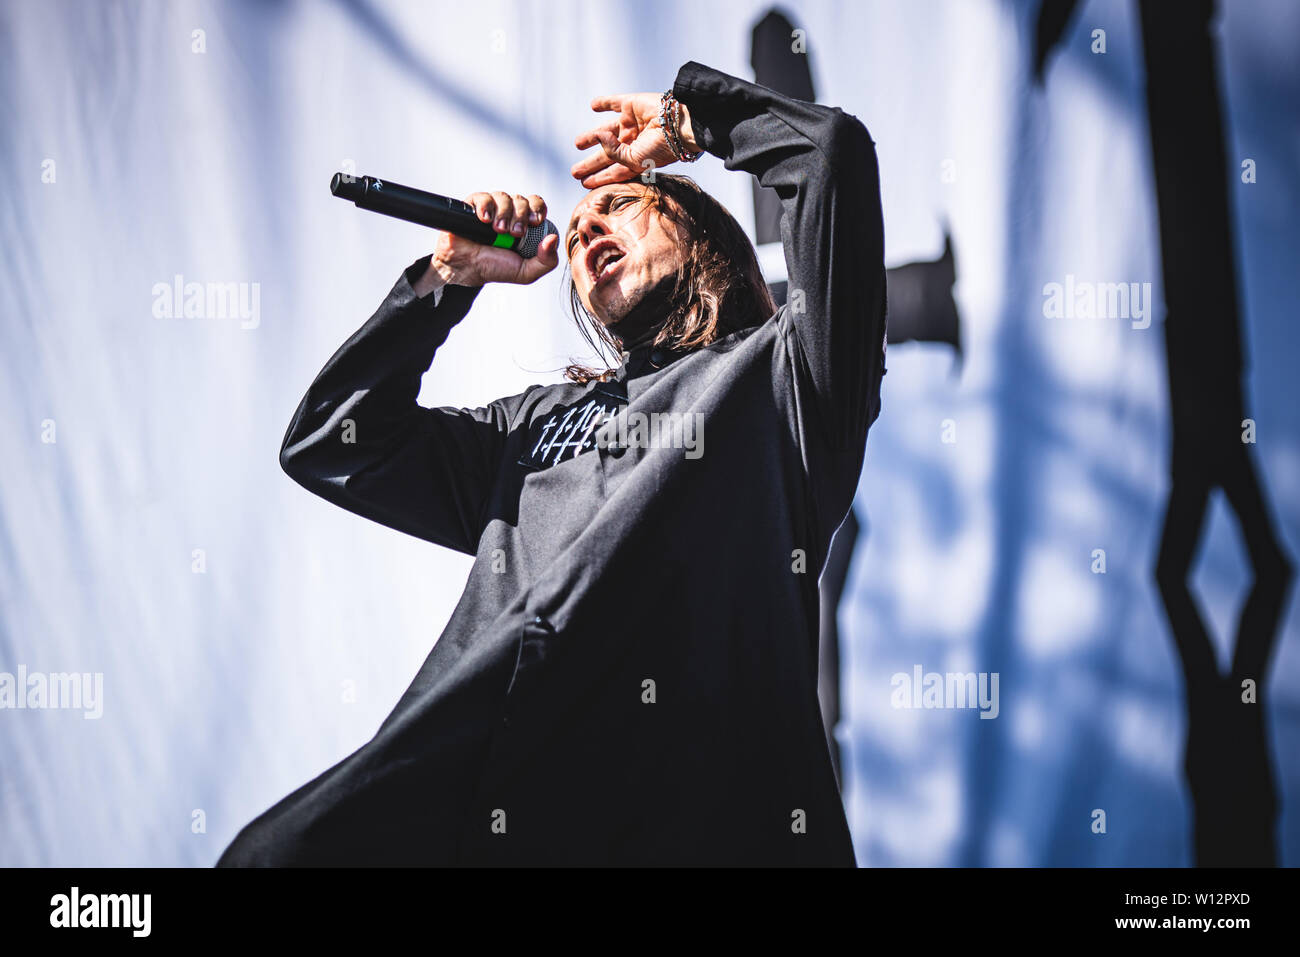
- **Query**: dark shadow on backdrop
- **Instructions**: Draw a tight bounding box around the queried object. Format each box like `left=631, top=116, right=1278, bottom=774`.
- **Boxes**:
left=1037, top=0, right=1294, bottom=867
left=336, top=0, right=573, bottom=180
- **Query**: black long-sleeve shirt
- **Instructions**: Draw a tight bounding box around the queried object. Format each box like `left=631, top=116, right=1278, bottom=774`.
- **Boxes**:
left=218, top=60, right=887, bottom=867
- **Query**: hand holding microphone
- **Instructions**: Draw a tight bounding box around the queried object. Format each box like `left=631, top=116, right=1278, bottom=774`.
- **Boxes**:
left=331, top=173, right=560, bottom=290
left=426, top=190, right=560, bottom=290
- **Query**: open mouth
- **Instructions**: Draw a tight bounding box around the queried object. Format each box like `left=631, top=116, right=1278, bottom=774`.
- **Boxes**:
left=586, top=242, right=626, bottom=287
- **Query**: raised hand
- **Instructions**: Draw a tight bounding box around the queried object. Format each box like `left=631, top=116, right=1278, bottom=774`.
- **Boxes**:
left=571, top=93, right=698, bottom=189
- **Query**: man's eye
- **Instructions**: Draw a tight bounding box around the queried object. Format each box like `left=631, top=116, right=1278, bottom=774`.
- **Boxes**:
left=611, top=195, right=634, bottom=210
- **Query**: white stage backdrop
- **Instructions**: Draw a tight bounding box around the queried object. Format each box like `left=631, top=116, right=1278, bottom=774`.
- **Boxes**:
left=1, top=0, right=1297, bottom=866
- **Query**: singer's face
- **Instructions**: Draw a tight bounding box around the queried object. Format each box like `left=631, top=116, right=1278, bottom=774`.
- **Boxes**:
left=565, top=184, right=687, bottom=333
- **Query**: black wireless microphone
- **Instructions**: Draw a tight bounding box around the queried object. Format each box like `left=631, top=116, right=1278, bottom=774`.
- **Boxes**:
left=330, top=173, right=557, bottom=258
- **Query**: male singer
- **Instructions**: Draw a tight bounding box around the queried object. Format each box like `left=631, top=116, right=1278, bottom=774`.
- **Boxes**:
left=219, top=60, right=886, bottom=867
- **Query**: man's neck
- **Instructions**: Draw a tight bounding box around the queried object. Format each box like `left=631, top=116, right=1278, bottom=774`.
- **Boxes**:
left=617, top=325, right=660, bottom=355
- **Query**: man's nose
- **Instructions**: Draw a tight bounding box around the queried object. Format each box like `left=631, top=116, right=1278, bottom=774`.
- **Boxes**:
left=575, top=210, right=608, bottom=248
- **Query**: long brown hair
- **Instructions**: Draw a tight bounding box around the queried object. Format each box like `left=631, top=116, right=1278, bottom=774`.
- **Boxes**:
left=563, top=174, right=776, bottom=383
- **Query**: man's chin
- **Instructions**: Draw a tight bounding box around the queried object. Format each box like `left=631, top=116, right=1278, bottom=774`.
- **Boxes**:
left=598, top=297, right=632, bottom=332
left=602, top=274, right=677, bottom=346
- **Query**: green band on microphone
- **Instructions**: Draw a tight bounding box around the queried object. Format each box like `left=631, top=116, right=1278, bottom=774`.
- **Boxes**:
left=492, top=233, right=515, bottom=249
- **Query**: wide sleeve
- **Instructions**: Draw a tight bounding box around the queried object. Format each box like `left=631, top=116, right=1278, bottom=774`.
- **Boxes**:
left=672, top=60, right=887, bottom=452
left=279, top=256, right=532, bottom=555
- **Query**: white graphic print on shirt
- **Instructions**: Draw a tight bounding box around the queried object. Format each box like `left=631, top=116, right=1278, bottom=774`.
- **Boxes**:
left=517, top=387, right=626, bottom=472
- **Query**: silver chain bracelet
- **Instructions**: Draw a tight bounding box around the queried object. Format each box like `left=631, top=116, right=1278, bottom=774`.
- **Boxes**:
left=658, top=91, right=700, bottom=163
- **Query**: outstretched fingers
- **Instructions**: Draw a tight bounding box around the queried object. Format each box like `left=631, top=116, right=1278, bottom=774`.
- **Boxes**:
left=589, top=93, right=628, bottom=114
left=572, top=123, right=617, bottom=180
